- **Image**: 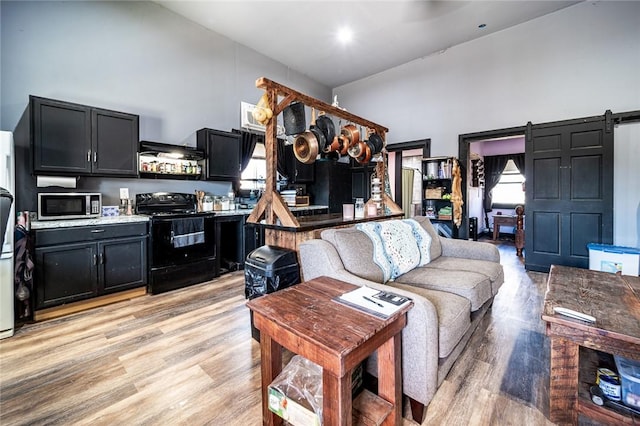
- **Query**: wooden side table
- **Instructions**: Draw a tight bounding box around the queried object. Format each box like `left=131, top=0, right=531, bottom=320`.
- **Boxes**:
left=492, top=214, right=517, bottom=241
left=247, top=276, right=412, bottom=426
left=542, top=265, right=640, bottom=425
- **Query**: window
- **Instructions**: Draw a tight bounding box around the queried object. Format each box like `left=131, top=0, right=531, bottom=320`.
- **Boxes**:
left=491, top=159, right=524, bottom=207
left=240, top=142, right=266, bottom=190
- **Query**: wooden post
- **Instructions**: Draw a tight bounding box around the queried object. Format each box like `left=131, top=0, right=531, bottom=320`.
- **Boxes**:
left=246, top=77, right=401, bottom=226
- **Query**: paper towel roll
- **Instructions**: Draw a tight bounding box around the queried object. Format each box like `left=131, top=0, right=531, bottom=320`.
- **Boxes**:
left=36, top=176, right=77, bottom=188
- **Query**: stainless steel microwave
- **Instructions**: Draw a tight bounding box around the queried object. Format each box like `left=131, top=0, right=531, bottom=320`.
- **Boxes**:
left=37, top=193, right=102, bottom=220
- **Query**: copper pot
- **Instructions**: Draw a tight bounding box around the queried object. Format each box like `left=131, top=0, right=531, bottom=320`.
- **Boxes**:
left=340, top=124, right=360, bottom=151
left=293, top=129, right=321, bottom=164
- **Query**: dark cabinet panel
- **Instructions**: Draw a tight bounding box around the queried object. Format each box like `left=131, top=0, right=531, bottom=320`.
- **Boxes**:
left=34, top=223, right=148, bottom=310
left=351, top=164, right=376, bottom=201
left=32, top=97, right=92, bottom=174
left=35, top=242, right=97, bottom=309
left=197, top=128, right=241, bottom=181
left=308, top=161, right=353, bottom=213
left=92, top=108, right=138, bottom=176
left=100, top=236, right=147, bottom=294
left=31, top=96, right=139, bottom=176
left=284, top=144, right=314, bottom=183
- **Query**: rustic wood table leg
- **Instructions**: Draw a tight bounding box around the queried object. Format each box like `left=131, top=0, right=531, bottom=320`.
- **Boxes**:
left=377, top=333, right=402, bottom=426
left=322, top=369, right=352, bottom=426
left=260, top=332, right=283, bottom=426
left=549, top=335, right=579, bottom=425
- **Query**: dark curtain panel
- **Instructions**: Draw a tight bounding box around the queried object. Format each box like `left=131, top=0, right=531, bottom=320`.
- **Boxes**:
left=511, top=153, right=525, bottom=176
left=483, top=155, right=509, bottom=211
left=277, top=138, right=288, bottom=179
left=239, top=130, right=258, bottom=172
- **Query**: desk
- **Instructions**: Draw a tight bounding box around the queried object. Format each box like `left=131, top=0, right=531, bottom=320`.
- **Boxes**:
left=492, top=214, right=517, bottom=241
left=542, top=265, right=640, bottom=425
left=246, top=276, right=412, bottom=426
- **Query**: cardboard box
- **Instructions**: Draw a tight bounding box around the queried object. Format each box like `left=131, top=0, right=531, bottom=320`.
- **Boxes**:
left=587, top=243, right=640, bottom=276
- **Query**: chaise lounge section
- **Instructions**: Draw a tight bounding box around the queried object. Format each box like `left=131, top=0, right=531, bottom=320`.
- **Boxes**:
left=298, top=216, right=503, bottom=422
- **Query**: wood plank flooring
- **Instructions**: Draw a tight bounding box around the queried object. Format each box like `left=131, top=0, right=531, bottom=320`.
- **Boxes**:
left=0, top=242, right=566, bottom=425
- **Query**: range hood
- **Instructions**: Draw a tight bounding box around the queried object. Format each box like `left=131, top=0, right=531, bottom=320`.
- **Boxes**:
left=139, top=141, right=205, bottom=161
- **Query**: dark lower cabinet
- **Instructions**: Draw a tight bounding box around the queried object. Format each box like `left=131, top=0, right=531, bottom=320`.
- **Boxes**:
left=34, top=223, right=147, bottom=310
left=216, top=215, right=245, bottom=275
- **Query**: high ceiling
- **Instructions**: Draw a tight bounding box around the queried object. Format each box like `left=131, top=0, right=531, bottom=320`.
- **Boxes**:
left=155, top=1, right=581, bottom=88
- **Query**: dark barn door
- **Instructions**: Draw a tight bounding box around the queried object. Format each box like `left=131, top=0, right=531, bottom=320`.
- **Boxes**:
left=524, top=112, right=613, bottom=272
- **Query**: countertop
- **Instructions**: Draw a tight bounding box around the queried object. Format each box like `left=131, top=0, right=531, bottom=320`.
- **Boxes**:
left=251, top=212, right=404, bottom=232
left=31, top=215, right=150, bottom=230
left=30, top=205, right=329, bottom=230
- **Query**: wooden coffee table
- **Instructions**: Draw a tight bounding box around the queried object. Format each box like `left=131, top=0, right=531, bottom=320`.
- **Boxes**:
left=542, top=265, right=640, bottom=425
left=246, top=276, right=412, bottom=426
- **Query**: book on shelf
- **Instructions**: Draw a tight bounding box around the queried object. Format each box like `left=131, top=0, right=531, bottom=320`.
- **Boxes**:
left=335, top=285, right=412, bottom=319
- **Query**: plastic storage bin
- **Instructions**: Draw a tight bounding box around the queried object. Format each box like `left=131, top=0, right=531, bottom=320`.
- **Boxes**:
left=614, top=355, right=640, bottom=410
left=587, top=243, right=640, bottom=276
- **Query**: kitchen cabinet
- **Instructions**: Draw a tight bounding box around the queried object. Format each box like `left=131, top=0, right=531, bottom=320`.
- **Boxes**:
left=196, top=128, right=241, bottom=181
left=307, top=161, right=353, bottom=213
left=284, top=143, right=314, bottom=183
left=31, top=96, right=139, bottom=176
left=351, top=162, right=376, bottom=201
left=34, top=222, right=147, bottom=310
left=216, top=215, right=245, bottom=275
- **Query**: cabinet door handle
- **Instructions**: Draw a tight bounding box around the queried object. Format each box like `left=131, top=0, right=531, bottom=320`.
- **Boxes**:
left=99, top=253, right=104, bottom=264
left=93, top=152, right=97, bottom=163
left=87, top=150, right=91, bottom=162
left=93, top=254, right=97, bottom=265
left=91, top=229, right=105, bottom=233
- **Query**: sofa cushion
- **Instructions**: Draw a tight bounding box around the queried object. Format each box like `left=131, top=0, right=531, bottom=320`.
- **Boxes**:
left=395, top=266, right=493, bottom=311
left=412, top=216, right=442, bottom=260
left=426, top=256, right=504, bottom=296
left=389, top=283, right=471, bottom=358
left=321, top=228, right=385, bottom=282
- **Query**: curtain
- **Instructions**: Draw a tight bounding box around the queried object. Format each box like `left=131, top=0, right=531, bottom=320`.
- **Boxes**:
left=402, top=167, right=414, bottom=218
left=483, top=155, right=509, bottom=212
left=239, top=130, right=257, bottom=172
left=511, top=153, right=525, bottom=176
left=277, top=138, right=288, bottom=179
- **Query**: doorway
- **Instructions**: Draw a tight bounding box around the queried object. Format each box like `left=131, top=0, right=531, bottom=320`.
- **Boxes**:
left=459, top=127, right=526, bottom=241
left=386, top=140, right=430, bottom=218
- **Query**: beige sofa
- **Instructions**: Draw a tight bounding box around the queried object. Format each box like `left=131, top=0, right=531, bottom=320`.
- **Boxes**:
left=298, top=216, right=503, bottom=423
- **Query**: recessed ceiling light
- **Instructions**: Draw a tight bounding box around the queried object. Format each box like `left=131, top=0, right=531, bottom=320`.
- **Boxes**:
left=337, top=27, right=353, bottom=44
left=478, top=23, right=487, bottom=29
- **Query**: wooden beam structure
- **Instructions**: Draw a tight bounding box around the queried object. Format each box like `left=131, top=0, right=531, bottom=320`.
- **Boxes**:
left=246, top=77, right=401, bottom=226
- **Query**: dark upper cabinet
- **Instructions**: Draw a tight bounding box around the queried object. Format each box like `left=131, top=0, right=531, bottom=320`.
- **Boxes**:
left=196, top=128, right=241, bottom=181
left=32, top=97, right=92, bottom=174
left=91, top=108, right=139, bottom=176
left=284, top=144, right=314, bottom=183
left=31, top=96, right=139, bottom=176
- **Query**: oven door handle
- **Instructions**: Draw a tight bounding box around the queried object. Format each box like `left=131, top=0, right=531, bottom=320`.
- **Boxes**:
left=170, top=230, right=174, bottom=245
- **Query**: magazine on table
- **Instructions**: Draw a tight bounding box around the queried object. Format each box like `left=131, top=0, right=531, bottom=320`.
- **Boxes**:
left=335, top=285, right=412, bottom=319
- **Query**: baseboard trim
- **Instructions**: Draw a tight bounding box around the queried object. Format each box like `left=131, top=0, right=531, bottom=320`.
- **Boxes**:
left=34, top=287, right=147, bottom=322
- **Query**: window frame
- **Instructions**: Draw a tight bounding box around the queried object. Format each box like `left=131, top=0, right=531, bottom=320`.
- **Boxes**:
left=491, top=159, right=525, bottom=209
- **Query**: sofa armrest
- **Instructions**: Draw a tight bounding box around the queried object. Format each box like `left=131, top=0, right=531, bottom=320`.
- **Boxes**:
left=439, top=237, right=500, bottom=263
left=299, top=239, right=441, bottom=405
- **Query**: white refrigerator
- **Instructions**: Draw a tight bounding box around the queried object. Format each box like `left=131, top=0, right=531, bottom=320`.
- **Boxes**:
left=1, top=131, right=15, bottom=339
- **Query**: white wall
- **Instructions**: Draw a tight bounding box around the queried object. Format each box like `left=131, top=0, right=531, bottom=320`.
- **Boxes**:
left=614, top=122, right=640, bottom=248
left=335, top=1, right=639, bottom=151
left=336, top=1, right=640, bottom=245
left=0, top=1, right=331, bottom=206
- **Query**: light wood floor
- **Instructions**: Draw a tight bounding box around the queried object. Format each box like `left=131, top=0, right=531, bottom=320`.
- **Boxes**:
left=1, top=242, right=559, bottom=425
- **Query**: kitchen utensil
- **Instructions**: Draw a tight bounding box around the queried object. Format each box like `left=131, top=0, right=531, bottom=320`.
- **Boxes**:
left=293, top=130, right=320, bottom=164
left=315, top=115, right=336, bottom=151
left=282, top=102, right=306, bottom=135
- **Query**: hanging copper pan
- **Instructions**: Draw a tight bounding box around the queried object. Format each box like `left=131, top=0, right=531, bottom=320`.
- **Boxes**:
left=340, top=124, right=360, bottom=150
left=293, top=127, right=322, bottom=164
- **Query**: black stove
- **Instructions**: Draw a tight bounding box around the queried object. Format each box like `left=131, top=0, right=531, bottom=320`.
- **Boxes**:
left=137, top=192, right=217, bottom=294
